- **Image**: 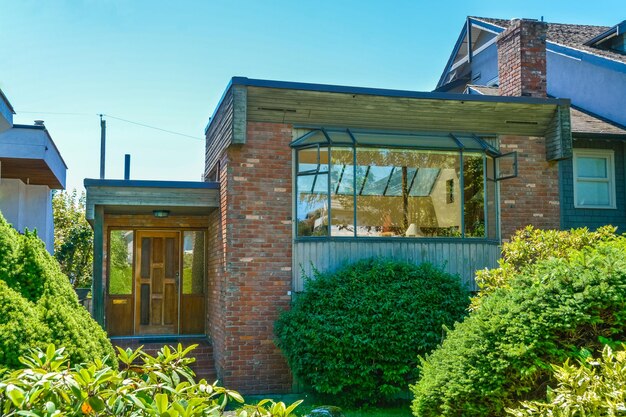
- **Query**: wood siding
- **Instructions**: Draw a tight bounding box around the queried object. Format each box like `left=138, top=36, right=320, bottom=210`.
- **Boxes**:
left=293, top=240, right=501, bottom=291
left=545, top=104, right=573, bottom=161
left=246, top=86, right=561, bottom=138
left=205, top=89, right=234, bottom=177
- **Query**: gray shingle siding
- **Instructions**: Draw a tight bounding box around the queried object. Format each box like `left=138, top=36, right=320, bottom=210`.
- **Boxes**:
left=560, top=139, right=626, bottom=231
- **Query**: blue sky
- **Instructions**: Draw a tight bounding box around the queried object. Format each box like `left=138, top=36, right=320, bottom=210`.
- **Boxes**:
left=1, top=0, right=622, bottom=192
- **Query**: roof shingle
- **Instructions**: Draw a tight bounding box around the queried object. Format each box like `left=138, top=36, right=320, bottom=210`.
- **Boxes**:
left=471, top=16, right=625, bottom=65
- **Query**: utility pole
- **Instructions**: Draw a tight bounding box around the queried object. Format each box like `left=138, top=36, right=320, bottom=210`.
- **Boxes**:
left=99, top=114, right=106, bottom=179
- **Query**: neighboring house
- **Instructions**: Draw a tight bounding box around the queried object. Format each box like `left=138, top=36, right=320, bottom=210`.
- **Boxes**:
left=437, top=17, right=626, bottom=231
left=85, top=18, right=573, bottom=393
left=0, top=89, right=67, bottom=252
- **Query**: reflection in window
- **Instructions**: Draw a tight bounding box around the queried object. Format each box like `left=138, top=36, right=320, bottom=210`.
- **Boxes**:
left=183, top=231, right=205, bottom=294
left=464, top=153, right=485, bottom=237
left=109, top=230, right=133, bottom=295
left=294, top=130, right=499, bottom=239
left=573, top=150, right=615, bottom=208
left=355, top=149, right=461, bottom=237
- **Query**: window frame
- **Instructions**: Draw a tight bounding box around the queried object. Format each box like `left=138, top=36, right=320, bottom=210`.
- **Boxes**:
left=293, top=128, right=505, bottom=241
left=573, top=149, right=616, bottom=209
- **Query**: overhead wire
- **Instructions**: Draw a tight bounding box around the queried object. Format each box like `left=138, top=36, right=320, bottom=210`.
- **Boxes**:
left=15, top=110, right=204, bottom=141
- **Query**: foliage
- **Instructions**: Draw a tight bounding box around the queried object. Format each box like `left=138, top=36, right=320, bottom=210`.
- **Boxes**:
left=0, top=281, right=49, bottom=367
left=411, top=238, right=626, bottom=417
left=0, top=212, right=115, bottom=369
left=52, top=189, right=93, bottom=288
left=275, top=259, right=469, bottom=406
left=0, top=343, right=303, bottom=417
left=507, top=345, right=626, bottom=417
left=109, top=230, right=133, bottom=294
left=471, top=225, right=617, bottom=310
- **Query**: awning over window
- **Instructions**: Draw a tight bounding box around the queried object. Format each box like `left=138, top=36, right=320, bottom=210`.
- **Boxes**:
left=290, top=128, right=500, bottom=155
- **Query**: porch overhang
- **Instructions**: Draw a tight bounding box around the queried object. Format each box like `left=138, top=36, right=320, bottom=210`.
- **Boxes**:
left=207, top=77, right=573, bottom=163
left=84, top=179, right=220, bottom=223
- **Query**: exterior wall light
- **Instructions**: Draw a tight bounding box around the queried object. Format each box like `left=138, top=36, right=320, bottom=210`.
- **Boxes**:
left=153, top=210, right=170, bottom=218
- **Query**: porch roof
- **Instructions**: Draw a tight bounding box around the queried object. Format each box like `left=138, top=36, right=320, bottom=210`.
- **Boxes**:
left=84, top=179, right=219, bottom=222
left=205, top=77, right=573, bottom=162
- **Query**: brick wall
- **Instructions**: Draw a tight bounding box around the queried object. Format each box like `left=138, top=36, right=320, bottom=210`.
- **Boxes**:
left=499, top=135, right=561, bottom=240
left=206, top=122, right=293, bottom=394
left=497, top=19, right=547, bottom=98
left=113, top=338, right=216, bottom=380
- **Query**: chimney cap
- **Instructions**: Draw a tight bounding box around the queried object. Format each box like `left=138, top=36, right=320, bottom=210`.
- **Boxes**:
left=33, top=120, right=45, bottom=126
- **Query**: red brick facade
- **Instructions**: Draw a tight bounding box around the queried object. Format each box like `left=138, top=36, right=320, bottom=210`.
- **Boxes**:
left=206, top=122, right=293, bottom=393
left=497, top=19, right=548, bottom=98
left=497, top=18, right=560, bottom=240
left=498, top=135, right=561, bottom=240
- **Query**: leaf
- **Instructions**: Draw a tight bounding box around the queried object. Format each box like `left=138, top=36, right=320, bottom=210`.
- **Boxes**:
left=155, top=393, right=169, bottom=414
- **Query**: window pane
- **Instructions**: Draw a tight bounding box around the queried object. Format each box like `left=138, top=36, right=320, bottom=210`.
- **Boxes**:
left=464, top=154, right=485, bottom=237
left=577, top=157, right=607, bottom=178
left=356, top=148, right=461, bottom=237
left=577, top=181, right=610, bottom=206
left=109, top=230, right=133, bottom=295
left=297, top=173, right=329, bottom=236
left=297, top=147, right=329, bottom=173
left=486, top=157, right=497, bottom=239
left=183, top=231, right=205, bottom=295
left=330, top=148, right=355, bottom=236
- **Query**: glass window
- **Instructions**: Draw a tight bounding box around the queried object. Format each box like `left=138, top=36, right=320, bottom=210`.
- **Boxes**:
left=182, top=231, right=205, bottom=295
left=463, top=153, right=485, bottom=237
left=109, top=230, right=133, bottom=295
left=293, top=130, right=497, bottom=239
left=330, top=147, right=356, bottom=236
left=355, top=149, right=461, bottom=237
left=574, top=150, right=615, bottom=209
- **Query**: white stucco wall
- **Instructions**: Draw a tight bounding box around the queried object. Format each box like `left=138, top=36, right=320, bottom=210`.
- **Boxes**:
left=0, top=178, right=54, bottom=253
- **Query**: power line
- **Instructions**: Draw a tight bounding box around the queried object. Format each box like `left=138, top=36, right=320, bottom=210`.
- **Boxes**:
left=15, top=110, right=205, bottom=141
left=102, top=114, right=204, bottom=141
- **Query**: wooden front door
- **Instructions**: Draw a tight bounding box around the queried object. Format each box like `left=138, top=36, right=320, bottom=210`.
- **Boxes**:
left=135, top=231, right=180, bottom=334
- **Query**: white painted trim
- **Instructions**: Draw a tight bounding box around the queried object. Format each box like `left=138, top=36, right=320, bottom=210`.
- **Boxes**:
left=573, top=149, right=616, bottom=209
left=450, top=55, right=469, bottom=71
left=471, top=22, right=499, bottom=35
left=472, top=36, right=497, bottom=56
left=547, top=48, right=582, bottom=62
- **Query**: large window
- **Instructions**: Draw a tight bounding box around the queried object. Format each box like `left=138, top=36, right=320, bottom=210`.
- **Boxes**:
left=573, top=149, right=616, bottom=209
left=294, top=129, right=506, bottom=239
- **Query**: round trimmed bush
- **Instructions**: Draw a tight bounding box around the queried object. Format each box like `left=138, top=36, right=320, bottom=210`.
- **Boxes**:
left=275, top=258, right=470, bottom=406
left=411, top=238, right=626, bottom=417
left=0, top=212, right=115, bottom=369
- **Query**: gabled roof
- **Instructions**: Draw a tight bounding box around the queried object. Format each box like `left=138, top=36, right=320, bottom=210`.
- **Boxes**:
left=438, top=17, right=626, bottom=90
left=466, top=84, right=626, bottom=137
left=472, top=17, right=625, bottom=65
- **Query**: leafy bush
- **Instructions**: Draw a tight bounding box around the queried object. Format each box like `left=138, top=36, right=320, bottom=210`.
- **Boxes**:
left=0, top=343, right=302, bottom=417
left=0, top=212, right=115, bottom=368
left=411, top=238, right=626, bottom=417
left=0, top=281, right=48, bottom=368
left=275, top=259, right=469, bottom=406
left=472, top=225, right=617, bottom=310
left=507, top=345, right=626, bottom=417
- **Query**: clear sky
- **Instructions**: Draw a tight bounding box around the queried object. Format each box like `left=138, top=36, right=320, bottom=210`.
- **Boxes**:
left=1, top=0, right=622, bottom=192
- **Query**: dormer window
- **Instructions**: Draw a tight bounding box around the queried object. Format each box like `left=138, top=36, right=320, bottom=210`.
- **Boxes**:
left=585, top=21, right=626, bottom=55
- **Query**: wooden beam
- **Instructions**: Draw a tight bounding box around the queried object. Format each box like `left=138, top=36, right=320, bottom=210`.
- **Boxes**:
left=92, top=205, right=105, bottom=326
left=232, top=85, right=247, bottom=144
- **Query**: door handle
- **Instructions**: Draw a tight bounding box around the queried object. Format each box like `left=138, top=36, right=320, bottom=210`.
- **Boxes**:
left=175, top=271, right=180, bottom=287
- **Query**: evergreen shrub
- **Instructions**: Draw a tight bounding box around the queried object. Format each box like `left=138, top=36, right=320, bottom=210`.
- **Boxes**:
left=0, top=213, right=115, bottom=368
left=411, top=237, right=626, bottom=417
left=275, top=258, right=470, bottom=406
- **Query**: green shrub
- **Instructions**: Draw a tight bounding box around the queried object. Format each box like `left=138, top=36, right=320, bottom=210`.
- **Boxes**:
left=507, top=345, right=626, bottom=417
left=0, top=212, right=115, bottom=369
left=411, top=238, right=626, bottom=417
left=0, top=281, right=48, bottom=368
left=472, top=225, right=617, bottom=310
left=275, top=259, right=470, bottom=406
left=0, top=343, right=302, bottom=417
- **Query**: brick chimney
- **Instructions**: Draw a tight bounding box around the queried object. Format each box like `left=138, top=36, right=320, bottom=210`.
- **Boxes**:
left=497, top=18, right=547, bottom=97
